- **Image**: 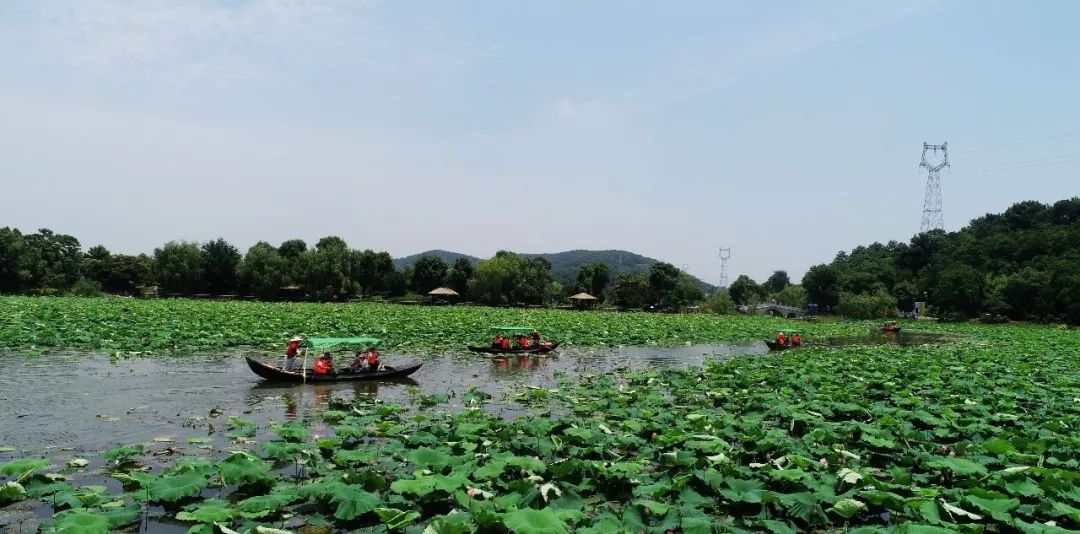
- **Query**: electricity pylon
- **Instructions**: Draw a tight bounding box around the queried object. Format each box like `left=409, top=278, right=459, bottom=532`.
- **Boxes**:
left=919, top=142, right=949, bottom=232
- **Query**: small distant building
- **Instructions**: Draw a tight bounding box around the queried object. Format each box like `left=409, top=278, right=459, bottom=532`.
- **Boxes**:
left=427, top=287, right=461, bottom=305
left=568, top=292, right=599, bottom=309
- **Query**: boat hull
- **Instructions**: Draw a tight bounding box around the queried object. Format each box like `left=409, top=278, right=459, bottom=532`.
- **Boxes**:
left=245, top=357, right=422, bottom=383
left=765, top=340, right=802, bottom=351
left=467, top=342, right=560, bottom=355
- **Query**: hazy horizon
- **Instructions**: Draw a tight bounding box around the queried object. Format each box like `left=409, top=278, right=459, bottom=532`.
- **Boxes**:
left=4, top=1, right=1078, bottom=284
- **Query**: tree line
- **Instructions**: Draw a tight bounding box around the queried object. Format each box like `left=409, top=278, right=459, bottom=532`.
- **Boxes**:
left=0, top=228, right=703, bottom=309
left=718, top=198, right=1080, bottom=324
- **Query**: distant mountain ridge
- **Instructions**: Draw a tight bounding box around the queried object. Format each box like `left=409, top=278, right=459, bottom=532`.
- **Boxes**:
left=394, top=249, right=717, bottom=293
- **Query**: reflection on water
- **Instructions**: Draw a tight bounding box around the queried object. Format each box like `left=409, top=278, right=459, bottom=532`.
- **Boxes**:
left=0, top=343, right=764, bottom=453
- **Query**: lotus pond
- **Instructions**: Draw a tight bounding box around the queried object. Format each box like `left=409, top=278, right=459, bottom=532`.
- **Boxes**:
left=1, top=296, right=950, bottom=354
left=2, top=298, right=1079, bottom=533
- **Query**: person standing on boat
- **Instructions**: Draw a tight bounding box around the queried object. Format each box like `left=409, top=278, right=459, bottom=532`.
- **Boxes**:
left=791, top=332, right=801, bottom=346
left=284, top=336, right=301, bottom=372
left=531, top=330, right=541, bottom=345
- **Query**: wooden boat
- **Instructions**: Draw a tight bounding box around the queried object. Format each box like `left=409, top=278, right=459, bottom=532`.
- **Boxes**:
left=765, top=329, right=803, bottom=351
left=764, top=340, right=802, bottom=351
left=246, top=357, right=422, bottom=383
left=882, top=322, right=901, bottom=333
left=467, top=342, right=560, bottom=355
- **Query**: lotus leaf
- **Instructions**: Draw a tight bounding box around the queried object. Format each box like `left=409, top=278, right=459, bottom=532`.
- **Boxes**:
left=503, top=508, right=568, bottom=534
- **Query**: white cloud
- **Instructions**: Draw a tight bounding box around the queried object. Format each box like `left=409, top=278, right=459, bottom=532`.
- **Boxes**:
left=0, top=0, right=490, bottom=92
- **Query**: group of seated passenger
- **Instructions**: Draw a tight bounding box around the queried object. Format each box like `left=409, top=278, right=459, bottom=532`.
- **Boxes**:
left=774, top=331, right=802, bottom=348
left=311, top=348, right=380, bottom=375
left=491, top=332, right=542, bottom=350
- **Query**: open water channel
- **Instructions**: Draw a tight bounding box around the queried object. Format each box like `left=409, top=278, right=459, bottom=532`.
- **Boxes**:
left=0, top=331, right=946, bottom=455
left=0, top=331, right=949, bottom=532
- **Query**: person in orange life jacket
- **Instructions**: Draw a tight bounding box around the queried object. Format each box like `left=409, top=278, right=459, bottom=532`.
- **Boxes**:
left=284, top=336, right=301, bottom=372
left=775, top=331, right=787, bottom=347
left=499, top=337, right=510, bottom=350
left=791, top=333, right=801, bottom=346
left=517, top=335, right=531, bottom=349
left=364, top=348, right=380, bottom=372
left=492, top=335, right=503, bottom=349
left=312, top=352, right=333, bottom=375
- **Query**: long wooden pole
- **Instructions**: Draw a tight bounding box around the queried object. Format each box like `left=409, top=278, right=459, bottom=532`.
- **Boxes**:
left=302, top=348, right=308, bottom=385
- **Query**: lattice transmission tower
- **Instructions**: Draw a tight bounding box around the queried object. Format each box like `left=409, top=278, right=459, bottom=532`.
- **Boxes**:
left=718, top=247, right=731, bottom=288
left=919, top=142, right=949, bottom=232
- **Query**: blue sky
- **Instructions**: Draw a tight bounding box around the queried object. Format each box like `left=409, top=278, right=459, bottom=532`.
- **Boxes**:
left=2, top=0, right=1078, bottom=283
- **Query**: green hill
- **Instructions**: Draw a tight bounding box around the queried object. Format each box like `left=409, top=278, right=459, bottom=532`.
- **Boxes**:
left=395, top=249, right=716, bottom=293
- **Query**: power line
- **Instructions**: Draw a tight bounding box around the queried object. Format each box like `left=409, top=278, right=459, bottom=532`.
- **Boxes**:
left=951, top=153, right=1078, bottom=174
left=953, top=131, right=1080, bottom=154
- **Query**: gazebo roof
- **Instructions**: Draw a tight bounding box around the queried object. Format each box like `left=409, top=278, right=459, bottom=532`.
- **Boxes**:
left=568, top=292, right=598, bottom=300
left=428, top=287, right=460, bottom=297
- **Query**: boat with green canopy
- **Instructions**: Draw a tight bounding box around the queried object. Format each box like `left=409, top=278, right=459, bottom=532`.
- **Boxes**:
left=765, top=329, right=803, bottom=351
left=467, top=327, right=559, bottom=355
left=246, top=336, right=421, bottom=383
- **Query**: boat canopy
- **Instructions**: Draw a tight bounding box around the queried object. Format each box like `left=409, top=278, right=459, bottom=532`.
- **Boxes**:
left=778, top=329, right=802, bottom=335
left=301, top=337, right=381, bottom=351
left=489, top=326, right=534, bottom=335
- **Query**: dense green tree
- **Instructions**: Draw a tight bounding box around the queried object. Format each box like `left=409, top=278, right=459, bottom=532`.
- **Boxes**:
left=411, top=255, right=449, bottom=295
left=80, top=245, right=150, bottom=294
left=0, top=227, right=22, bottom=292
left=444, top=257, right=473, bottom=298
left=238, top=242, right=285, bottom=299
left=82, top=245, right=112, bottom=284
left=891, top=280, right=919, bottom=313
left=278, top=239, right=307, bottom=259
left=611, top=273, right=650, bottom=309
left=511, top=257, right=556, bottom=305
left=304, top=236, right=356, bottom=299
left=546, top=280, right=566, bottom=305
left=647, top=262, right=681, bottom=307
left=19, top=229, right=83, bottom=290
left=763, top=270, right=791, bottom=294
left=774, top=285, right=808, bottom=308
left=278, top=239, right=308, bottom=285
left=837, top=291, right=897, bottom=319
left=382, top=270, right=408, bottom=298
left=201, top=238, right=241, bottom=294
left=373, top=252, right=398, bottom=295
left=701, top=290, right=735, bottom=314
left=802, top=265, right=840, bottom=308
left=727, top=275, right=760, bottom=306
left=574, top=263, right=611, bottom=299
left=101, top=254, right=153, bottom=294
left=154, top=241, right=203, bottom=294
left=1002, top=267, right=1053, bottom=320
left=930, top=264, right=985, bottom=318
left=672, top=274, right=704, bottom=309
left=469, top=252, right=518, bottom=305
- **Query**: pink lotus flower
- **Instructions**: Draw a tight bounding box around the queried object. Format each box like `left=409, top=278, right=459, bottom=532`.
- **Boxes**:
left=312, top=433, right=321, bottom=441
left=819, top=457, right=829, bottom=467
left=466, top=487, right=477, bottom=498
